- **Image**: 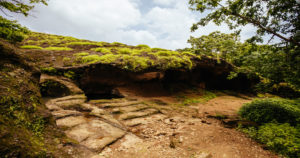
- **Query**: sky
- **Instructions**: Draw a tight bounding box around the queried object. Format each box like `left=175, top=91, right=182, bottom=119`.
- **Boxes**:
left=5, top=0, right=257, bottom=50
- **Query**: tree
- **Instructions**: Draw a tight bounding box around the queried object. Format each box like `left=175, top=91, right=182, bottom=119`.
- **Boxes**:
left=188, top=31, right=242, bottom=62
left=188, top=0, right=300, bottom=89
left=188, top=0, right=300, bottom=46
left=0, top=0, right=47, bottom=42
left=0, top=0, right=47, bottom=16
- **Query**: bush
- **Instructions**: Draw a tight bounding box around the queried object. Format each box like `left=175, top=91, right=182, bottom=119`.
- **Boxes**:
left=20, top=45, right=43, bottom=49
left=0, top=16, right=29, bottom=43
left=239, top=98, right=300, bottom=125
left=240, top=123, right=300, bottom=157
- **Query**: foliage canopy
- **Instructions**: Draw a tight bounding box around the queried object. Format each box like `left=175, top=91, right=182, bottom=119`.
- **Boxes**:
left=189, top=0, right=300, bottom=46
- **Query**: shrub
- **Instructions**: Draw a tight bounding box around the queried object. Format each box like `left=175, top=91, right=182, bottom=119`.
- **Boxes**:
left=92, top=47, right=111, bottom=54
left=240, top=123, right=300, bottom=157
left=44, top=47, right=72, bottom=51
left=239, top=98, right=300, bottom=125
left=20, top=45, right=43, bottom=49
left=0, top=16, right=30, bottom=43
left=136, top=44, right=150, bottom=48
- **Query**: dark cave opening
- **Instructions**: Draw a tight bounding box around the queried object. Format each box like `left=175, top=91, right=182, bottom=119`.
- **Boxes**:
left=80, top=83, right=124, bottom=100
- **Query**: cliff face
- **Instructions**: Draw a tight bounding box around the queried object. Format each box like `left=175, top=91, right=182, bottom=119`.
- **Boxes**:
left=0, top=40, right=72, bottom=157
left=50, top=56, right=257, bottom=100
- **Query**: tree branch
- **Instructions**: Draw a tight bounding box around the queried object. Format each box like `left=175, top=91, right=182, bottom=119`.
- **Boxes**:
left=216, top=2, right=300, bottom=47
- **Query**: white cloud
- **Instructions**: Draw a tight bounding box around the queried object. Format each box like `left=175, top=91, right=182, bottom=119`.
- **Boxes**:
left=153, top=0, right=176, bottom=6
left=142, top=0, right=197, bottom=49
left=12, top=0, right=142, bottom=42
left=5, top=0, right=257, bottom=50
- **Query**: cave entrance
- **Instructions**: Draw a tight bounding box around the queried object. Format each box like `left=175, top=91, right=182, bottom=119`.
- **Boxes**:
left=81, top=84, right=124, bottom=100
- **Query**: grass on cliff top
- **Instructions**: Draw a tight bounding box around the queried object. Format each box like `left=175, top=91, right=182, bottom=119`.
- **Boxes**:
left=20, top=32, right=202, bottom=71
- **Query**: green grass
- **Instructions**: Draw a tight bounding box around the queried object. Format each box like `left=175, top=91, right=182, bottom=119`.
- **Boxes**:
left=136, top=44, right=150, bottom=48
left=66, top=42, right=103, bottom=46
left=20, top=45, right=43, bottom=49
left=92, top=47, right=111, bottom=53
left=81, top=55, right=102, bottom=64
left=20, top=32, right=203, bottom=71
left=112, top=42, right=126, bottom=46
left=151, top=48, right=168, bottom=51
left=152, top=50, right=180, bottom=56
left=40, top=67, right=57, bottom=74
left=44, top=47, right=73, bottom=51
left=116, top=48, right=133, bottom=54
left=73, top=52, right=89, bottom=57
left=177, top=90, right=217, bottom=106
left=79, top=54, right=152, bottom=71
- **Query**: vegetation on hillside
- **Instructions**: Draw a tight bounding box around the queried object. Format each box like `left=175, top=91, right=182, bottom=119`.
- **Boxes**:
left=19, top=32, right=201, bottom=71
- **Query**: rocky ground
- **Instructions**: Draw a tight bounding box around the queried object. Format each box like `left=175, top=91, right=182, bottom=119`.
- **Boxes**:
left=42, top=74, right=278, bottom=158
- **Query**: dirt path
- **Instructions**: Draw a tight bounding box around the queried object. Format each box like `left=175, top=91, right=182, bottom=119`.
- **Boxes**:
left=43, top=76, right=278, bottom=158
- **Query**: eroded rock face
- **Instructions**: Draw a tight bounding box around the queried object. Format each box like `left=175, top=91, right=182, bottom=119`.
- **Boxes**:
left=53, top=56, right=258, bottom=96
left=40, top=74, right=84, bottom=97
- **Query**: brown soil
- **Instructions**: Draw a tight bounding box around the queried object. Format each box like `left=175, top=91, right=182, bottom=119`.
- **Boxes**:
left=43, top=78, right=279, bottom=158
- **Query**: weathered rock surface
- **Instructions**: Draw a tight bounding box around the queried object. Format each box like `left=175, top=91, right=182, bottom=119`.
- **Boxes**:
left=43, top=79, right=277, bottom=158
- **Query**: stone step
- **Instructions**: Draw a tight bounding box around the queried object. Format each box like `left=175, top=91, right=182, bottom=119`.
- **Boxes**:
left=111, top=104, right=149, bottom=114
left=95, top=101, right=142, bottom=108
left=65, top=119, right=126, bottom=151
left=52, top=109, right=82, bottom=119
left=89, top=98, right=137, bottom=104
left=118, top=108, right=159, bottom=120
left=56, top=116, right=88, bottom=128
left=124, top=114, right=167, bottom=127
left=50, top=94, right=87, bottom=103
left=46, top=95, right=87, bottom=109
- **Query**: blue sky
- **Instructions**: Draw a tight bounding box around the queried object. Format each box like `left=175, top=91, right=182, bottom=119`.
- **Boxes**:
left=6, top=0, right=257, bottom=50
